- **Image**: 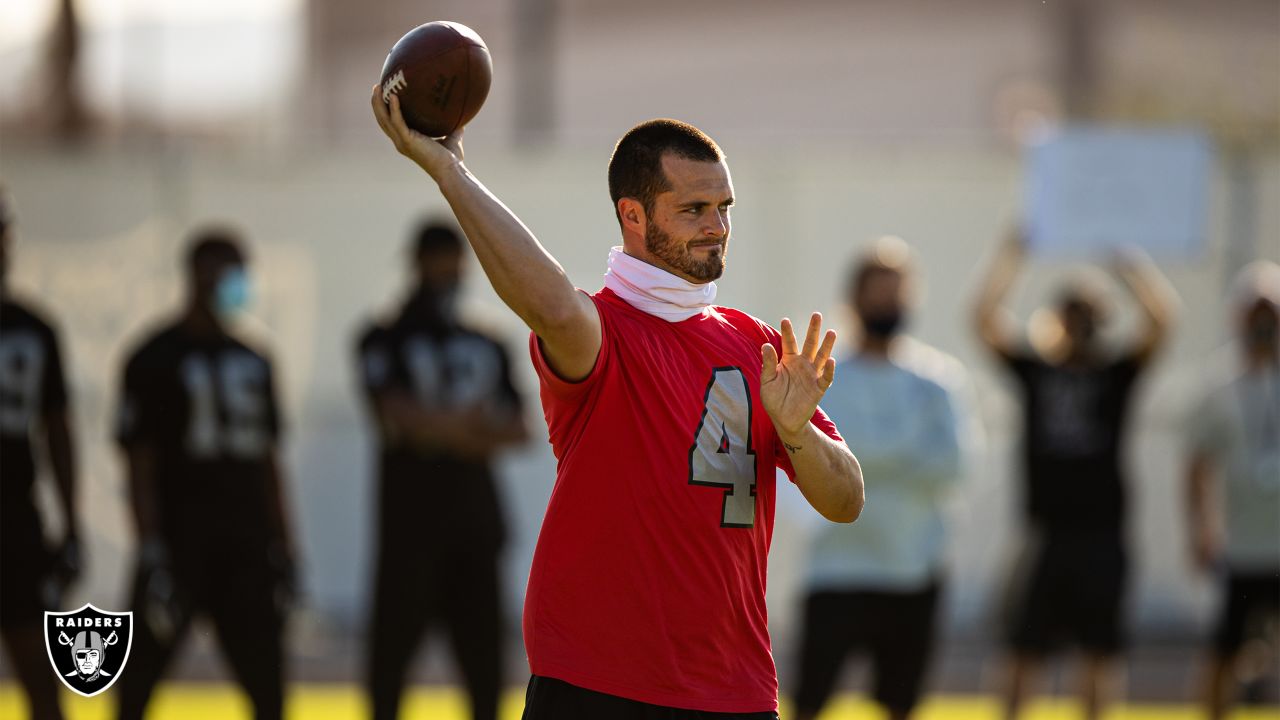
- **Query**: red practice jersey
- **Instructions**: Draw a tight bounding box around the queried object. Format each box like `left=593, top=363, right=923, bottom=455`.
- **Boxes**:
left=524, top=288, right=843, bottom=713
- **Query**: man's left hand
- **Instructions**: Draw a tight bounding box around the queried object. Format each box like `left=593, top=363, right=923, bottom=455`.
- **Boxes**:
left=761, top=313, right=836, bottom=439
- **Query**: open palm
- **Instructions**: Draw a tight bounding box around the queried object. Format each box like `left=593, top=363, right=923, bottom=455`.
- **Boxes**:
left=760, top=313, right=837, bottom=437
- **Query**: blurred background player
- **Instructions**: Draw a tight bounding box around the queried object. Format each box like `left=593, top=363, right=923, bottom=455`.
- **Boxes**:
left=973, top=229, right=1176, bottom=720
left=356, top=219, right=527, bottom=720
left=1185, top=260, right=1280, bottom=719
left=113, top=228, right=298, bottom=720
left=792, top=237, right=971, bottom=720
left=0, top=187, right=81, bottom=720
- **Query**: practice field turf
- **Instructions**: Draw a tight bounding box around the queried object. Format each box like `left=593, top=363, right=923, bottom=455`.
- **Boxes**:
left=1, top=684, right=1278, bottom=720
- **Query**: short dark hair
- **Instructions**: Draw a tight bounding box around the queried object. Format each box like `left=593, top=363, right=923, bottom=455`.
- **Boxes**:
left=1054, top=268, right=1112, bottom=320
left=845, top=236, right=913, bottom=300
left=607, top=119, right=724, bottom=223
left=186, top=226, right=245, bottom=274
left=413, top=220, right=464, bottom=256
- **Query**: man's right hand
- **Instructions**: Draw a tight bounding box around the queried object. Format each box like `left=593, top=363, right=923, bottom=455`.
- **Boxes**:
left=371, top=84, right=464, bottom=180
left=368, top=80, right=601, bottom=381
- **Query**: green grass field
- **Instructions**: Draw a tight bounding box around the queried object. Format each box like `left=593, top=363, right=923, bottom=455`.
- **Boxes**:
left=1, top=684, right=1278, bottom=720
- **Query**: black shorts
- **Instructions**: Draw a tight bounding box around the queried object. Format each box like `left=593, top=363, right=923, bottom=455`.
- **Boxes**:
left=520, top=675, right=778, bottom=720
left=1007, top=530, right=1127, bottom=656
left=0, top=510, right=51, bottom=630
left=1214, top=570, right=1280, bottom=656
left=793, top=583, right=941, bottom=715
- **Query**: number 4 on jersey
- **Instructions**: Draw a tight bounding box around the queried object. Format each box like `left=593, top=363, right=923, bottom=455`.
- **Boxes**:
left=688, top=367, right=758, bottom=528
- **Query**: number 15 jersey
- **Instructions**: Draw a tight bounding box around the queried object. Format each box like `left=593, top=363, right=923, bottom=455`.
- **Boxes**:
left=525, top=288, right=843, bottom=713
left=115, top=323, right=282, bottom=549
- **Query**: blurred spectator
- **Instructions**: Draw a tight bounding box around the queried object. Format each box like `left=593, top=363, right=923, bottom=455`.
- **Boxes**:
left=113, top=229, right=298, bottom=720
left=1185, top=260, right=1280, bottom=719
left=792, top=237, right=974, bottom=720
left=356, top=220, right=527, bottom=720
left=972, top=229, right=1176, bottom=720
left=0, top=188, right=81, bottom=720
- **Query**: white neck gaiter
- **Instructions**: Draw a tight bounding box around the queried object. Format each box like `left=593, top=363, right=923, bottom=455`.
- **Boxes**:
left=603, top=247, right=717, bottom=322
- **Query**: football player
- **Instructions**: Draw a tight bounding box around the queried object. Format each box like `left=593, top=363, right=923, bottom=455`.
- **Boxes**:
left=357, top=219, right=527, bottom=720
left=0, top=188, right=81, bottom=720
left=113, top=228, right=297, bottom=720
left=974, top=229, right=1175, bottom=720
left=373, top=91, right=863, bottom=719
left=1186, top=261, right=1280, bottom=719
left=793, top=238, right=973, bottom=720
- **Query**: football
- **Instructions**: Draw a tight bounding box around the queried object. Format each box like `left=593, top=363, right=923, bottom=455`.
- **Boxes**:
left=379, top=21, right=492, bottom=138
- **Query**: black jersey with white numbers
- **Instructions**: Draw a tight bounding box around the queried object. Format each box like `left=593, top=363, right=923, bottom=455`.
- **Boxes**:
left=0, top=298, right=69, bottom=511
left=115, top=322, right=282, bottom=547
left=356, top=313, right=521, bottom=549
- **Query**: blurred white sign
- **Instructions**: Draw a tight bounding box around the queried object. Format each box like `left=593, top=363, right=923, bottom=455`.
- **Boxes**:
left=1025, top=126, right=1211, bottom=261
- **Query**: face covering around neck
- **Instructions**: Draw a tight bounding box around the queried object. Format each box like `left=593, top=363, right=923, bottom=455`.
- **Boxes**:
left=603, top=247, right=717, bottom=322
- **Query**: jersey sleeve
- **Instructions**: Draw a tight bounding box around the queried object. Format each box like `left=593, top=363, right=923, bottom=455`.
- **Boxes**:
left=40, top=321, right=69, bottom=415
left=357, top=325, right=398, bottom=398
left=115, top=347, right=160, bottom=448
left=755, top=321, right=846, bottom=482
left=264, top=356, right=284, bottom=441
left=1001, top=349, right=1038, bottom=389
left=1111, top=351, right=1145, bottom=391
left=529, top=291, right=611, bottom=404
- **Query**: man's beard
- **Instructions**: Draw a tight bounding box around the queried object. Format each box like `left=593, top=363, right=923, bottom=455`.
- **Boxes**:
left=645, top=222, right=725, bottom=283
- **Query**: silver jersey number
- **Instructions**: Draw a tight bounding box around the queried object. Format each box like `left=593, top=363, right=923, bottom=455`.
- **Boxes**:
left=688, top=367, right=758, bottom=528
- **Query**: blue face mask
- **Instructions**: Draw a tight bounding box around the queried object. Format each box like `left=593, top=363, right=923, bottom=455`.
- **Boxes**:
left=214, top=267, right=252, bottom=321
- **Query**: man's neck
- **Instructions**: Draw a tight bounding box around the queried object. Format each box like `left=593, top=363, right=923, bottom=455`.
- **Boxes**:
left=180, top=302, right=225, bottom=339
left=857, top=335, right=893, bottom=360
left=1040, top=338, right=1095, bottom=368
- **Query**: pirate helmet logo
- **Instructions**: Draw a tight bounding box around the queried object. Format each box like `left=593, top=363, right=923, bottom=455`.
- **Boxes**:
left=69, top=630, right=111, bottom=680
left=44, top=604, right=133, bottom=697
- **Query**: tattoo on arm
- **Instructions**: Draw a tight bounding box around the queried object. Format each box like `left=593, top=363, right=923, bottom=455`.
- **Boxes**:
left=783, top=441, right=802, bottom=454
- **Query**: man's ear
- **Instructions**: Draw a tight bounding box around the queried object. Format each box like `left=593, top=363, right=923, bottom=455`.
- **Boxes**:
left=618, top=197, right=646, bottom=238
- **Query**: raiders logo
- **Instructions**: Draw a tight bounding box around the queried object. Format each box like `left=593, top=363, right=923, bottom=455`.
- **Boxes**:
left=44, top=604, right=133, bottom=697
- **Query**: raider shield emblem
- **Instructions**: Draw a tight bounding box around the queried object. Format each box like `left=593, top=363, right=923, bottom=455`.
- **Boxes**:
left=44, top=603, right=133, bottom=697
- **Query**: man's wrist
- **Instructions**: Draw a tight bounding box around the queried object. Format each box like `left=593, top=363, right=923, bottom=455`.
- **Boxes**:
left=776, top=421, right=815, bottom=454
left=429, top=157, right=468, bottom=188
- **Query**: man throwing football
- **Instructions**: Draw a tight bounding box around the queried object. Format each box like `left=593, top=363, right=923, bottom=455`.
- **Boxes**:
left=373, top=89, right=863, bottom=720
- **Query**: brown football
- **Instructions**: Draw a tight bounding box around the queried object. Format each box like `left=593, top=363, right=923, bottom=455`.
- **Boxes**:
left=379, top=21, right=492, bottom=138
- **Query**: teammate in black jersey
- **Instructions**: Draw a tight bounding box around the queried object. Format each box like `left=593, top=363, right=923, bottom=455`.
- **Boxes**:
left=113, top=229, right=298, bottom=720
left=357, top=220, right=528, bottom=720
left=0, top=189, right=82, bottom=720
left=974, top=229, right=1175, bottom=720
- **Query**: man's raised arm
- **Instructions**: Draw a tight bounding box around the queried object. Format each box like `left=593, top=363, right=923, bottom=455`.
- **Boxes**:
left=371, top=86, right=600, bottom=381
